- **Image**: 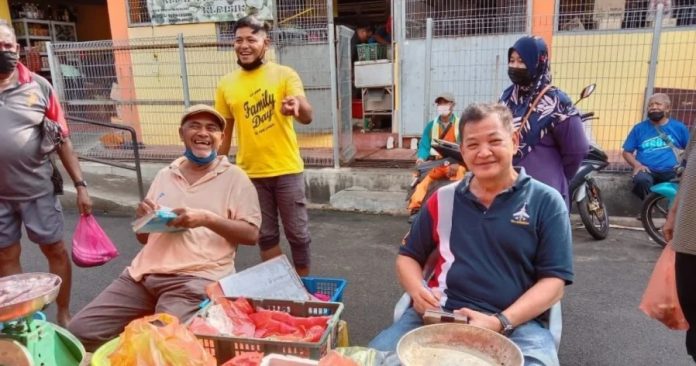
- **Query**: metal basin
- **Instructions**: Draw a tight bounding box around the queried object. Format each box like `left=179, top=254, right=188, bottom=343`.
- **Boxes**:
left=397, top=323, right=523, bottom=366
left=0, top=273, right=61, bottom=322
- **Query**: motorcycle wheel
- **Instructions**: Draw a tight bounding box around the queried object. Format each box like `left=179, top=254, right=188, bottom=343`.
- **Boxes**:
left=577, top=179, right=609, bottom=240
left=640, top=192, right=669, bottom=247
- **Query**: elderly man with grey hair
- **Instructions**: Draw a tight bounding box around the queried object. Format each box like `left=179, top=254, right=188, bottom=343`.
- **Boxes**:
left=622, top=93, right=690, bottom=200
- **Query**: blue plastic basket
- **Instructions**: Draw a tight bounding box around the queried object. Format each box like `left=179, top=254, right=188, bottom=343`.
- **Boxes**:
left=301, top=277, right=347, bottom=302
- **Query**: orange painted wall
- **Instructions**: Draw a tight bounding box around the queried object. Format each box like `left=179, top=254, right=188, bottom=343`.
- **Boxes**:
left=75, top=4, right=111, bottom=41
left=106, top=0, right=142, bottom=139
left=531, top=0, right=555, bottom=52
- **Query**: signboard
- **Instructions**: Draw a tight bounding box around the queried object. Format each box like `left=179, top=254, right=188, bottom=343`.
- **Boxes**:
left=147, top=0, right=274, bottom=25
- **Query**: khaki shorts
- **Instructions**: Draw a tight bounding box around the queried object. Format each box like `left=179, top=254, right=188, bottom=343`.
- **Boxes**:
left=0, top=194, right=64, bottom=247
left=251, top=173, right=311, bottom=267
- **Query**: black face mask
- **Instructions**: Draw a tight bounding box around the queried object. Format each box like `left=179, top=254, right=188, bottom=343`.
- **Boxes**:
left=508, top=67, right=532, bottom=86
left=237, top=53, right=265, bottom=71
left=648, top=111, right=665, bottom=122
left=0, top=51, right=18, bottom=74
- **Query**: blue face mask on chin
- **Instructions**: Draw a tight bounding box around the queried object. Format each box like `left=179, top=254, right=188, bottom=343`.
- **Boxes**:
left=183, top=148, right=217, bottom=165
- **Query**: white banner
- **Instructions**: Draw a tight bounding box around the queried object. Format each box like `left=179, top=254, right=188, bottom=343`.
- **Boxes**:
left=147, top=0, right=273, bottom=25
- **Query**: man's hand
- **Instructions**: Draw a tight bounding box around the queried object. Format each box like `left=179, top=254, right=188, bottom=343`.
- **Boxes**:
left=632, top=164, right=650, bottom=177
left=416, top=158, right=425, bottom=165
left=169, top=208, right=212, bottom=229
left=410, top=286, right=441, bottom=315
left=135, top=198, right=158, bottom=219
left=76, top=187, right=92, bottom=215
left=447, top=163, right=460, bottom=178
left=664, top=195, right=680, bottom=242
left=281, top=96, right=300, bottom=118
left=454, top=308, right=503, bottom=333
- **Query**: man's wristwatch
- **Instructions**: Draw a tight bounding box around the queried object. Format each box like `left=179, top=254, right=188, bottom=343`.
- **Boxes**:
left=74, top=180, right=88, bottom=188
left=493, top=313, right=514, bottom=336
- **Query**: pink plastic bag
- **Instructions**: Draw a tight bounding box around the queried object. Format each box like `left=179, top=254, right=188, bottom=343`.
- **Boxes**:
left=639, top=244, right=690, bottom=330
left=71, top=215, right=119, bottom=267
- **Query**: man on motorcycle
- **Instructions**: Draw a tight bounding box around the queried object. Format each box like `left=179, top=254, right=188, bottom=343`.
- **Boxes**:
left=408, top=93, right=466, bottom=217
left=371, top=103, right=573, bottom=366
left=622, top=93, right=690, bottom=200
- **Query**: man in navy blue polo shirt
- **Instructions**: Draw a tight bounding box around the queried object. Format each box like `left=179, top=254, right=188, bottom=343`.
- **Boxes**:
left=369, top=103, right=573, bottom=366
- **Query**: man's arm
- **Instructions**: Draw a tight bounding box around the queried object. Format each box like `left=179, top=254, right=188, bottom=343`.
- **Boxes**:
left=622, top=150, right=649, bottom=176
left=664, top=193, right=680, bottom=243
left=56, top=138, right=92, bottom=215
left=295, top=95, right=313, bottom=124
left=284, top=70, right=313, bottom=124
left=168, top=208, right=259, bottom=245
left=416, top=122, right=434, bottom=163
left=218, top=117, right=235, bottom=156
left=397, top=255, right=440, bottom=314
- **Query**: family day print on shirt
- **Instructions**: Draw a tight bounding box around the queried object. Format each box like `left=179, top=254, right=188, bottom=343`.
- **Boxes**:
left=245, top=88, right=276, bottom=135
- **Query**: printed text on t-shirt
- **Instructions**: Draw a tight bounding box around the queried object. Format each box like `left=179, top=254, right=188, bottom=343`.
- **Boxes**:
left=244, top=89, right=276, bottom=131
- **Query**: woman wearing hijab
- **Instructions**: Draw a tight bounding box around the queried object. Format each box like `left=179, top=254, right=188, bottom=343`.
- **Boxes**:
left=499, top=36, right=589, bottom=206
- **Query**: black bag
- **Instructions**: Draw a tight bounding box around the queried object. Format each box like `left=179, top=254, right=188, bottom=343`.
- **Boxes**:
left=41, top=117, right=65, bottom=195
left=49, top=156, right=64, bottom=195
left=40, top=116, right=64, bottom=155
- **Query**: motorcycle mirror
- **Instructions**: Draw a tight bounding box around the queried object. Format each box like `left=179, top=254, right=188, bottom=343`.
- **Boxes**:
left=574, top=83, right=596, bottom=106
left=580, top=84, right=596, bottom=100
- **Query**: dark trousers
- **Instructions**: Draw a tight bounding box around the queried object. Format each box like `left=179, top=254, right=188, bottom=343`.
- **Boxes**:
left=675, top=252, right=696, bottom=362
left=632, top=170, right=676, bottom=200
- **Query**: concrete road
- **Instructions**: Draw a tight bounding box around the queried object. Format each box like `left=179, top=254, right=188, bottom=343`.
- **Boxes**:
left=15, top=209, right=692, bottom=365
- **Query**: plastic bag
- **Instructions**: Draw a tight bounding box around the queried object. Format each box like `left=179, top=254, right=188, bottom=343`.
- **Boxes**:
left=109, top=313, right=216, bottom=366
left=639, top=244, right=690, bottom=330
left=71, top=215, right=119, bottom=267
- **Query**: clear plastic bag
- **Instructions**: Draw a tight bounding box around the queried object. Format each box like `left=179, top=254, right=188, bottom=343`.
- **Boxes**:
left=639, top=245, right=690, bottom=330
left=109, top=313, right=216, bottom=366
left=71, top=215, right=119, bottom=267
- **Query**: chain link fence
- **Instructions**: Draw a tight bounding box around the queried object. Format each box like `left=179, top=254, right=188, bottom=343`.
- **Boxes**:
left=397, top=2, right=696, bottom=172
left=49, top=28, right=343, bottom=167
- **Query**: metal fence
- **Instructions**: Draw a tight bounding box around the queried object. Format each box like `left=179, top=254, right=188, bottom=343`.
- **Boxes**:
left=48, top=28, right=346, bottom=167
left=403, top=0, right=528, bottom=39
left=558, top=0, right=696, bottom=31
left=397, top=3, right=696, bottom=172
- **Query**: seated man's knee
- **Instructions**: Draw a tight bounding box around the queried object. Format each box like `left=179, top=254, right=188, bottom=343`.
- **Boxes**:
left=632, top=171, right=654, bottom=186
left=510, top=321, right=559, bottom=366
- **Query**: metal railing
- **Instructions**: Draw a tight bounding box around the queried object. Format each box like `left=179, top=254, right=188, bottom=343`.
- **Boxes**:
left=49, top=10, right=349, bottom=168
left=396, top=4, right=696, bottom=172
left=66, top=116, right=145, bottom=200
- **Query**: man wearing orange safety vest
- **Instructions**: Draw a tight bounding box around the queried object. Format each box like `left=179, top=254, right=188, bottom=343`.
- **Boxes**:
left=408, top=93, right=467, bottom=217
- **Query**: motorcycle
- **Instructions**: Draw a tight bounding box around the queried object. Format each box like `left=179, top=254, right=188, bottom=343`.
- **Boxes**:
left=406, top=146, right=463, bottom=222
left=641, top=180, right=679, bottom=247
left=567, top=84, right=610, bottom=240
left=569, top=143, right=610, bottom=239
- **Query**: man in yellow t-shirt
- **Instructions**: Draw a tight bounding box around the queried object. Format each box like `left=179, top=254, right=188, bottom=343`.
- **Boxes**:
left=215, top=15, right=314, bottom=276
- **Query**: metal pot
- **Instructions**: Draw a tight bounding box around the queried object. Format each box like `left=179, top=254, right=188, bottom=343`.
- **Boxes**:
left=397, top=323, right=523, bottom=366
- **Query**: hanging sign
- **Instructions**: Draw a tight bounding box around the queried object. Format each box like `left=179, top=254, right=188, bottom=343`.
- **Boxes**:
left=147, top=0, right=273, bottom=25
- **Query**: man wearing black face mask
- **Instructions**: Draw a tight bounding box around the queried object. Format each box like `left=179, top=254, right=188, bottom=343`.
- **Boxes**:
left=0, top=20, right=92, bottom=327
left=215, top=15, right=314, bottom=276
left=622, top=93, right=690, bottom=200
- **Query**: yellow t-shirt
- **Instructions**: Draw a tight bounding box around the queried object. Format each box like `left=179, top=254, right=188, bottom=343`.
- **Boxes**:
left=215, top=62, right=306, bottom=178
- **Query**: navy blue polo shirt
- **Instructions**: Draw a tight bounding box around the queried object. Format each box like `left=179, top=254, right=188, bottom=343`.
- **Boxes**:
left=400, top=169, right=573, bottom=314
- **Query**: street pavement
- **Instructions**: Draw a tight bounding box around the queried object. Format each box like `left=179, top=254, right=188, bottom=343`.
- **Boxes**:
left=16, top=209, right=693, bottom=365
